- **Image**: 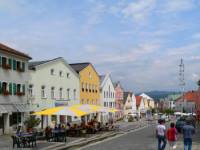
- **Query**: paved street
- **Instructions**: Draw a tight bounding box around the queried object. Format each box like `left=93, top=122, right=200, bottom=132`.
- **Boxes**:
left=81, top=125, right=157, bottom=150
left=81, top=124, right=200, bottom=150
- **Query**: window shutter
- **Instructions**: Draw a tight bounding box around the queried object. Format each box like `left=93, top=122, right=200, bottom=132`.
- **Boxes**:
left=0, top=81, right=2, bottom=94
left=9, top=83, right=12, bottom=95
left=13, top=83, right=16, bottom=95
left=8, top=58, right=12, bottom=69
left=22, top=84, right=25, bottom=94
left=22, top=62, right=25, bottom=72
left=13, top=59, right=16, bottom=70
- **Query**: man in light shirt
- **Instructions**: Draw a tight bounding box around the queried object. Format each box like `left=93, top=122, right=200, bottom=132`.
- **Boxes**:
left=156, top=119, right=167, bottom=150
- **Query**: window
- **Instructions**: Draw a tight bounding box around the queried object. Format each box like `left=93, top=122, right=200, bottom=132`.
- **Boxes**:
left=89, top=84, right=91, bottom=92
left=59, top=71, right=63, bottom=77
left=59, top=88, right=63, bottom=99
left=29, top=85, right=33, bottom=97
left=85, top=83, right=88, bottom=92
left=51, top=87, right=55, bottom=99
left=89, top=72, right=92, bottom=79
left=87, top=99, right=89, bottom=104
left=67, top=73, right=70, bottom=78
left=104, top=91, right=106, bottom=98
left=73, top=89, right=76, bottom=100
left=82, top=83, right=84, bottom=92
left=106, top=92, right=108, bottom=98
left=81, top=99, right=84, bottom=104
left=104, top=102, right=106, bottom=107
left=41, top=86, right=46, bottom=98
left=2, top=57, right=11, bottom=69
left=2, top=82, right=8, bottom=93
left=50, top=69, right=54, bottom=75
left=67, top=88, right=70, bottom=100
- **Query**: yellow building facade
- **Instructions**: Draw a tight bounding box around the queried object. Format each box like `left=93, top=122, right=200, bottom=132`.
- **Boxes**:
left=70, top=63, right=100, bottom=105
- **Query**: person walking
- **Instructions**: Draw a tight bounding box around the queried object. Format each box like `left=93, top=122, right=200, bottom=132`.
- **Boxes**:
left=156, top=119, right=167, bottom=150
left=182, top=119, right=195, bottom=150
left=167, top=122, right=178, bottom=150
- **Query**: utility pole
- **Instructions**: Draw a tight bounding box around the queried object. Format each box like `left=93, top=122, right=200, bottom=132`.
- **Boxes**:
left=179, top=58, right=185, bottom=112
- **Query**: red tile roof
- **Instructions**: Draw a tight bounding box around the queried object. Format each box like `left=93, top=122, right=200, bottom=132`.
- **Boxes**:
left=0, top=43, right=31, bottom=59
left=136, top=96, right=142, bottom=107
left=176, top=91, right=200, bottom=104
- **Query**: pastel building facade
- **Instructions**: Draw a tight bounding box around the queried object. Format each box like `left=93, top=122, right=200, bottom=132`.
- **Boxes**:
left=99, top=74, right=115, bottom=122
left=70, top=63, right=100, bottom=105
left=123, top=92, right=137, bottom=116
left=114, top=82, right=124, bottom=119
left=28, top=57, right=80, bottom=126
left=0, top=43, right=31, bottom=135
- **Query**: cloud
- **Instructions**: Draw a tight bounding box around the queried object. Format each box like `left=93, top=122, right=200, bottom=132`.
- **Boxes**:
left=162, top=0, right=195, bottom=13
left=84, top=45, right=98, bottom=53
left=121, top=0, right=156, bottom=24
left=82, top=2, right=107, bottom=33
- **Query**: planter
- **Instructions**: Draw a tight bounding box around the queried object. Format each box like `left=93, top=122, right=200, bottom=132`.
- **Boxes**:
left=2, top=64, right=11, bottom=70
left=17, top=68, right=24, bottom=72
left=16, top=92, right=25, bottom=96
left=3, top=91, right=10, bottom=96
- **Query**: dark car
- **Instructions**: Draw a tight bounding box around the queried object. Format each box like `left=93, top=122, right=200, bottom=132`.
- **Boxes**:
left=175, top=116, right=196, bottom=133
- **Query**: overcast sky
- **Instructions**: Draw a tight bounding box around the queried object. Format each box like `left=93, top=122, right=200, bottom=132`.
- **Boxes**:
left=0, top=0, right=200, bottom=93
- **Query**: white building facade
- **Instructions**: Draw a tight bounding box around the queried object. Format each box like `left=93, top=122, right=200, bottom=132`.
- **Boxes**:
left=0, top=43, right=32, bottom=135
left=28, top=57, right=80, bottom=127
left=123, top=92, right=137, bottom=116
left=99, top=74, right=115, bottom=122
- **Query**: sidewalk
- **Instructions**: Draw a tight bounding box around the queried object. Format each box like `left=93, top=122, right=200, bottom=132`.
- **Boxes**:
left=0, top=120, right=147, bottom=150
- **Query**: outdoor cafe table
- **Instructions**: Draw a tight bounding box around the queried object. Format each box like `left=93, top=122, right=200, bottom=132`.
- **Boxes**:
left=15, top=133, right=36, bottom=148
left=52, top=130, right=66, bottom=142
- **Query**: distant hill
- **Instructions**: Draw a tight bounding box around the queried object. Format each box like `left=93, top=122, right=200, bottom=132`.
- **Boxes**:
left=137, top=91, right=181, bottom=101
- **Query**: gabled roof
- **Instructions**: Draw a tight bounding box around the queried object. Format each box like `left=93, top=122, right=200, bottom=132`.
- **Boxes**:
left=140, top=93, right=153, bottom=100
left=0, top=43, right=32, bottom=59
left=69, top=63, right=90, bottom=73
left=175, top=91, right=200, bottom=104
left=123, top=92, right=133, bottom=104
left=99, top=75, right=106, bottom=84
left=29, top=57, right=62, bottom=70
left=136, top=96, right=142, bottom=107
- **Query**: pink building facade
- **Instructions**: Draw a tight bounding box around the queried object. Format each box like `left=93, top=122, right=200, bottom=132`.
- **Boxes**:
left=114, top=82, right=124, bottom=119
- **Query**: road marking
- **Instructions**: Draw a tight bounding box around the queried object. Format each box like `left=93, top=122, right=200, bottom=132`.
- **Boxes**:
left=78, top=125, right=149, bottom=150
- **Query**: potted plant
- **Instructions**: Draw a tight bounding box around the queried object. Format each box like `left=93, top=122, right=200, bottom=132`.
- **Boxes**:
left=24, top=116, right=41, bottom=133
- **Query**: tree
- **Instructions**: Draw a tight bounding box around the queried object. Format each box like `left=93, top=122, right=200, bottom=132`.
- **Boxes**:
left=197, top=80, right=200, bottom=90
left=24, top=116, right=41, bottom=131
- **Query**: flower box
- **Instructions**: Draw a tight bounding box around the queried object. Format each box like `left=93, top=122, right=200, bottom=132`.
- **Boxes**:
left=16, top=92, right=25, bottom=96
left=3, top=91, right=10, bottom=96
left=17, top=68, right=24, bottom=72
left=2, top=64, right=11, bottom=70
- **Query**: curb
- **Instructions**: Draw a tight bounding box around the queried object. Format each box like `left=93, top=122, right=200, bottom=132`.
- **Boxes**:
left=55, top=124, right=148, bottom=150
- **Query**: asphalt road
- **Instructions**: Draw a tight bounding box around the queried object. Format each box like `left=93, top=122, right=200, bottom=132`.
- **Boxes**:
left=80, top=124, right=157, bottom=150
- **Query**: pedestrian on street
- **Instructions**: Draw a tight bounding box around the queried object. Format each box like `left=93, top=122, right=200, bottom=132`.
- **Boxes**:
left=156, top=119, right=167, bottom=150
left=167, top=122, right=178, bottom=150
left=182, top=119, right=195, bottom=150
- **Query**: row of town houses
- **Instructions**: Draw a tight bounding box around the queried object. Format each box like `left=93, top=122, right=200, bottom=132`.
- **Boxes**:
left=0, top=43, right=155, bottom=135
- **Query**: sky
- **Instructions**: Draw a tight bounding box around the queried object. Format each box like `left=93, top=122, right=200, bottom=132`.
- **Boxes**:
left=0, top=0, right=200, bottom=93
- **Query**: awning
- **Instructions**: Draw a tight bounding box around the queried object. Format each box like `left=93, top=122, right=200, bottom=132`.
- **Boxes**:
left=0, top=105, right=8, bottom=113
left=0, top=104, right=17, bottom=113
left=14, top=104, right=33, bottom=112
